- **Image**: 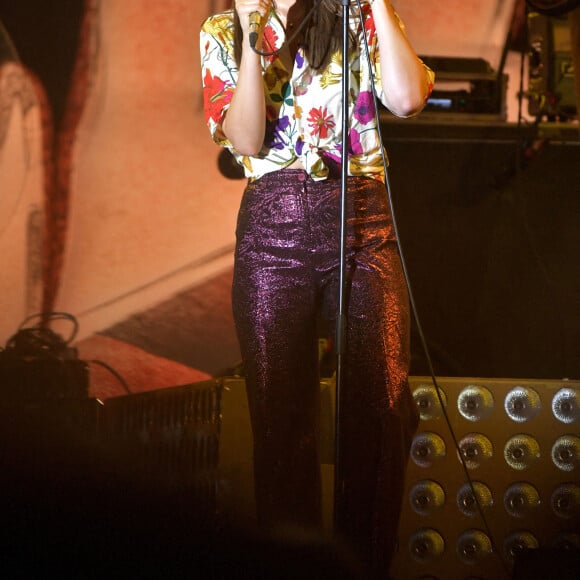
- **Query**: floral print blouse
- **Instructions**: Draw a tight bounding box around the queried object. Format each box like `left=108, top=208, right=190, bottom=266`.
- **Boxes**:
left=200, top=5, right=434, bottom=182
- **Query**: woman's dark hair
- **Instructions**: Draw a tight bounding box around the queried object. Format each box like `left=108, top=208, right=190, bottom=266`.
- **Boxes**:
left=233, top=0, right=353, bottom=72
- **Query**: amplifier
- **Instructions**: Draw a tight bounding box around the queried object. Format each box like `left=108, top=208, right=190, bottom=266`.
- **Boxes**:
left=528, top=12, right=577, bottom=118
left=100, top=379, right=222, bottom=515
left=419, top=56, right=507, bottom=119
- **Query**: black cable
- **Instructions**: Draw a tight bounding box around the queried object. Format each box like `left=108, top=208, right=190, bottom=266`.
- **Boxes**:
left=4, top=311, right=133, bottom=396
left=87, top=359, right=132, bottom=395
left=355, top=1, right=512, bottom=576
left=17, top=311, right=79, bottom=345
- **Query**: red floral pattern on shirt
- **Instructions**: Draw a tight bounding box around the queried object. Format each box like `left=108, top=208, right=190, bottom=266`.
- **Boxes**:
left=307, top=107, right=335, bottom=139
left=203, top=69, right=233, bottom=125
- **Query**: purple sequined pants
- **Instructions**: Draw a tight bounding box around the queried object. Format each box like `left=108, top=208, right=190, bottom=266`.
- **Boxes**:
left=232, top=169, right=419, bottom=577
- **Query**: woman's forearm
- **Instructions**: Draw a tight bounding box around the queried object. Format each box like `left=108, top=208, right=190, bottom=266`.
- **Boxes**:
left=222, top=3, right=269, bottom=155
left=222, top=48, right=267, bottom=155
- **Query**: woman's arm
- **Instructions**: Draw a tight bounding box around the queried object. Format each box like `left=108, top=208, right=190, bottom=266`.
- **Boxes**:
left=221, top=0, right=271, bottom=155
left=370, top=0, right=433, bottom=117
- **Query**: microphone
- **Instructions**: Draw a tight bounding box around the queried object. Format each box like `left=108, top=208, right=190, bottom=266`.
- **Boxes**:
left=248, top=11, right=262, bottom=49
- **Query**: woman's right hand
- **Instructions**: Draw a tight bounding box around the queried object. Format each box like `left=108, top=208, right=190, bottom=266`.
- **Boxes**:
left=235, top=0, right=272, bottom=40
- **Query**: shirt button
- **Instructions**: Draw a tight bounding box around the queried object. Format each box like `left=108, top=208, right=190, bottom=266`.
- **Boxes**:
left=298, top=172, right=306, bottom=182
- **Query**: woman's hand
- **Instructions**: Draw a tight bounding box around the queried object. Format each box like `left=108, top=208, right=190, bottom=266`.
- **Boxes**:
left=235, top=0, right=272, bottom=45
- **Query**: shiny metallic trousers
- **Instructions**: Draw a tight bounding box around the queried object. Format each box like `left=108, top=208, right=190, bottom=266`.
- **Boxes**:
left=232, top=169, right=419, bottom=577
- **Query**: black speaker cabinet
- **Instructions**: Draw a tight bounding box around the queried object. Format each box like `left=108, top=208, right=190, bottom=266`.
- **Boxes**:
left=379, top=117, right=580, bottom=382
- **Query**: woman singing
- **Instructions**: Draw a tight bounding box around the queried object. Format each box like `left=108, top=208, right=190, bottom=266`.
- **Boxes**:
left=201, top=1, right=434, bottom=576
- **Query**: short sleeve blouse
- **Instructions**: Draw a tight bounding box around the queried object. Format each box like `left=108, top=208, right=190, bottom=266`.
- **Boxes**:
left=200, top=5, right=433, bottom=182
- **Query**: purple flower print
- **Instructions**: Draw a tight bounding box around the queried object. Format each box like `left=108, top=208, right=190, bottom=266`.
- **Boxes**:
left=265, top=115, right=290, bottom=150
left=353, top=91, right=375, bottom=125
left=295, top=137, right=305, bottom=156
left=349, top=129, right=363, bottom=155
left=295, top=51, right=304, bottom=69
left=324, top=147, right=342, bottom=165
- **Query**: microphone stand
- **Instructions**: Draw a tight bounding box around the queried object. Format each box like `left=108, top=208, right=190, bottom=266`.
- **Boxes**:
left=249, top=0, right=354, bottom=536
left=333, top=0, right=351, bottom=533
